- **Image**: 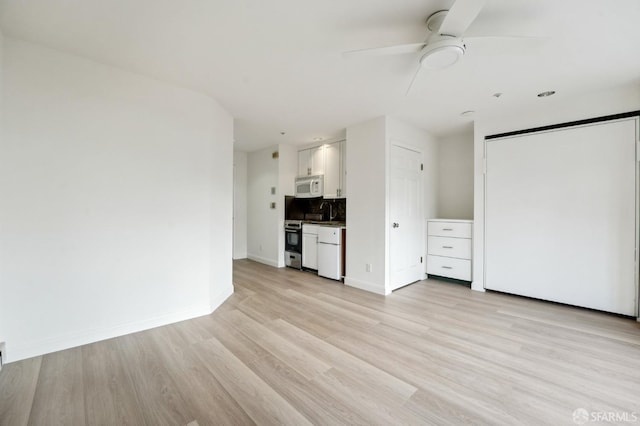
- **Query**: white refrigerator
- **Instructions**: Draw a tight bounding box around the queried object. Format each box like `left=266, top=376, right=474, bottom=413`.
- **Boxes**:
left=317, top=226, right=343, bottom=280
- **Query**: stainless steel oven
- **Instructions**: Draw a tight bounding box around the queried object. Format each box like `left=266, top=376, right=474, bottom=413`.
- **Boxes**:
left=284, top=220, right=303, bottom=269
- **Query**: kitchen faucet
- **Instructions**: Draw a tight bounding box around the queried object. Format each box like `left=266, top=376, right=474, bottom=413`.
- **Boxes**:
left=320, top=201, right=336, bottom=221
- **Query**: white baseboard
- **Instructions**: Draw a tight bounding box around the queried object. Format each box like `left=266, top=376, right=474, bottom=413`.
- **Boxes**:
left=6, top=285, right=235, bottom=364
left=247, top=253, right=279, bottom=267
left=210, top=284, right=234, bottom=312
left=344, top=276, right=387, bottom=295
left=471, top=281, right=486, bottom=292
left=6, top=304, right=212, bottom=363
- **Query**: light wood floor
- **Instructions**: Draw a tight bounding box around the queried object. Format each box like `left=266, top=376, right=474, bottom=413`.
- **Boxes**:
left=1, top=259, right=640, bottom=425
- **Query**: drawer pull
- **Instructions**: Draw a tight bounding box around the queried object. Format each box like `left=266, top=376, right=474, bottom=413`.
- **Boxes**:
left=442, top=246, right=453, bottom=249
left=441, top=228, right=453, bottom=231
left=441, top=266, right=453, bottom=270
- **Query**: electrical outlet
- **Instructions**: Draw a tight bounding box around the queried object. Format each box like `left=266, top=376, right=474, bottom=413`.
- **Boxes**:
left=366, top=263, right=372, bottom=272
left=259, top=244, right=263, bottom=252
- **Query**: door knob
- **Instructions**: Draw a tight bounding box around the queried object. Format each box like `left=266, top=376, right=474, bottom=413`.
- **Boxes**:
left=392, top=222, right=399, bottom=228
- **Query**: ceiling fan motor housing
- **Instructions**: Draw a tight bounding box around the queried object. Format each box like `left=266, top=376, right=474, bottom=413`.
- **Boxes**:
left=426, top=10, right=449, bottom=32
left=420, top=36, right=466, bottom=69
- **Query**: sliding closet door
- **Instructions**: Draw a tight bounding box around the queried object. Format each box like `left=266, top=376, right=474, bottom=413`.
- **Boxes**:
left=485, top=118, right=638, bottom=316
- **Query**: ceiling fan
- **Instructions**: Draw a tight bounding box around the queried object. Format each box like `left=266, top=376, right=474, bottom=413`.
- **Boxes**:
left=344, top=0, right=532, bottom=94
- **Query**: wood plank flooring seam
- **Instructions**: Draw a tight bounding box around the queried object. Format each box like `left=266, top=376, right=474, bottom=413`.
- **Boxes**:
left=1, top=259, right=639, bottom=425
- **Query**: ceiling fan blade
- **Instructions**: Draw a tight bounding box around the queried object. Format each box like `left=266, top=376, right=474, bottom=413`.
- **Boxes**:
left=464, top=35, right=546, bottom=49
left=405, top=65, right=422, bottom=96
left=343, top=42, right=426, bottom=58
left=462, top=35, right=547, bottom=58
left=439, top=0, right=486, bottom=37
left=464, top=35, right=545, bottom=41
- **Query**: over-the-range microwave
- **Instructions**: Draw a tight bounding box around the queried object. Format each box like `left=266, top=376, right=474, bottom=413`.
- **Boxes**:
left=295, top=175, right=323, bottom=198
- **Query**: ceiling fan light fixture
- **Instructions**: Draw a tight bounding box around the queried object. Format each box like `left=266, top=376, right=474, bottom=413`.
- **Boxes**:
left=420, top=39, right=465, bottom=69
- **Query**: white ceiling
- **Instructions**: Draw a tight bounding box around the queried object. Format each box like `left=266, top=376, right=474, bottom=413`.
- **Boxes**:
left=1, top=0, right=639, bottom=151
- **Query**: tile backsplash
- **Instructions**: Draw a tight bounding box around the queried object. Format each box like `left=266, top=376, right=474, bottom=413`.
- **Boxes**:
left=285, top=196, right=346, bottom=222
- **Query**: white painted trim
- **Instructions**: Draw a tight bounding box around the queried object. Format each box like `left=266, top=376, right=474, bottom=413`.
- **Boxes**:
left=6, top=303, right=214, bottom=363
left=472, top=122, right=486, bottom=292
left=6, top=282, right=235, bottom=364
left=384, top=134, right=391, bottom=294
left=635, top=117, right=640, bottom=318
left=247, top=253, right=279, bottom=268
left=210, top=284, right=234, bottom=313
left=471, top=284, right=486, bottom=292
left=387, top=140, right=425, bottom=293
left=345, top=276, right=388, bottom=295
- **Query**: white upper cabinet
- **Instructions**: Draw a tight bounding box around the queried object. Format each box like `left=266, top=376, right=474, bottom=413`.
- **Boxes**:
left=298, top=140, right=346, bottom=198
left=323, top=141, right=346, bottom=198
left=297, top=149, right=310, bottom=176
left=298, top=146, right=324, bottom=177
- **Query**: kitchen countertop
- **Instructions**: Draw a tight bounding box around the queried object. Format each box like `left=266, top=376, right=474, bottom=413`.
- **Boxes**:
left=302, top=220, right=346, bottom=228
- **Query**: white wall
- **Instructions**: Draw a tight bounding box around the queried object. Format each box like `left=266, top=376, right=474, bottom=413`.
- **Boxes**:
left=277, top=144, right=298, bottom=267
left=246, top=144, right=297, bottom=268
left=208, top=100, right=234, bottom=312
left=0, top=38, right=234, bottom=362
left=345, top=116, right=439, bottom=295
left=437, top=128, right=474, bottom=219
left=472, top=83, right=640, bottom=293
left=345, top=117, right=387, bottom=294
left=247, top=146, right=280, bottom=266
left=233, top=150, right=248, bottom=259
left=277, top=144, right=298, bottom=198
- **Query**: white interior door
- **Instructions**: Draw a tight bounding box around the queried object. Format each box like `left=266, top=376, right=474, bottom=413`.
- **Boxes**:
left=485, top=118, right=638, bottom=316
left=390, top=144, right=423, bottom=291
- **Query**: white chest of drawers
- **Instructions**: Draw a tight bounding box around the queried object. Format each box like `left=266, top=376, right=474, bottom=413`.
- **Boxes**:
left=427, top=219, right=473, bottom=282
